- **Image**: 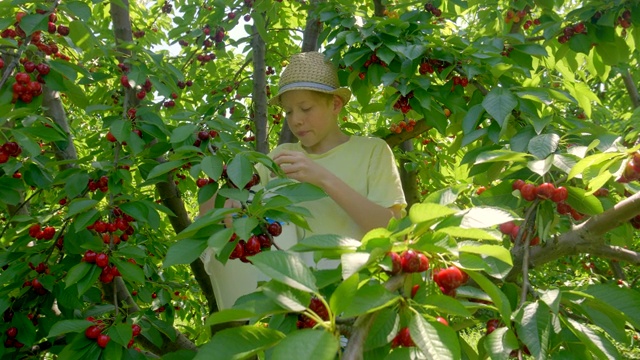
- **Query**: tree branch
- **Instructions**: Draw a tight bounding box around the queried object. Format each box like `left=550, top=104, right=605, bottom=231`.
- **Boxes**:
left=384, top=119, right=431, bottom=148
left=621, top=67, right=640, bottom=109
left=509, top=192, right=640, bottom=279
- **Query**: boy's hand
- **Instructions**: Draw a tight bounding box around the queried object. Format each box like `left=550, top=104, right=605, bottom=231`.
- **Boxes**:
left=273, top=150, right=330, bottom=187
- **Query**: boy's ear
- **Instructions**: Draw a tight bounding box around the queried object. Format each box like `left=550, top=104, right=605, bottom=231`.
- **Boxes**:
left=332, top=95, right=344, bottom=113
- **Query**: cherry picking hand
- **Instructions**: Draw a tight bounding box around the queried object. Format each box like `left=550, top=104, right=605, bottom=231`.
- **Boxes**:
left=273, top=150, right=331, bottom=187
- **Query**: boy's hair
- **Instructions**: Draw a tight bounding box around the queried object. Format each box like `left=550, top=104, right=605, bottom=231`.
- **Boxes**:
left=269, top=52, right=351, bottom=107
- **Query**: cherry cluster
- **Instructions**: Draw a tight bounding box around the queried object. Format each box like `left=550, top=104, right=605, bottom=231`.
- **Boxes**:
left=386, top=249, right=430, bottom=274
left=193, top=129, right=218, bottom=147
left=161, top=0, right=172, bottom=13
left=393, top=91, right=415, bottom=114
left=87, top=209, right=137, bottom=244
left=119, top=64, right=153, bottom=102
left=505, top=9, right=527, bottom=24
left=389, top=119, right=416, bottom=134
left=512, top=179, right=585, bottom=220
left=23, top=277, right=47, bottom=295
left=618, top=152, right=640, bottom=183
left=498, top=221, right=540, bottom=246
left=433, top=266, right=468, bottom=296
left=4, top=326, right=23, bottom=349
left=297, top=297, right=329, bottom=329
left=88, top=175, right=110, bottom=193
left=423, top=3, right=442, bottom=17
left=363, top=52, right=387, bottom=69
left=28, top=223, right=56, bottom=240
left=28, top=261, right=49, bottom=275
left=12, top=68, right=45, bottom=104
left=557, top=22, right=587, bottom=44
left=0, top=141, right=22, bottom=164
left=523, top=18, right=542, bottom=30
left=615, top=9, right=633, bottom=30
left=418, top=58, right=452, bottom=75
left=228, top=221, right=282, bottom=262
left=83, top=250, right=121, bottom=284
left=391, top=327, right=415, bottom=348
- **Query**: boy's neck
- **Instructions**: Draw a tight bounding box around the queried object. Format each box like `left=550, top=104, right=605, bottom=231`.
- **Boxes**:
left=302, top=132, right=350, bottom=155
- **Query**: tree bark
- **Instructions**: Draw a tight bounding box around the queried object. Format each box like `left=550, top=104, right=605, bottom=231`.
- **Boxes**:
left=251, top=22, right=269, bottom=155
left=398, top=140, right=420, bottom=210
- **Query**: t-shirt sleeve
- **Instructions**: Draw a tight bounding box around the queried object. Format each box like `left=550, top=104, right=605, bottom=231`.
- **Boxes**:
left=366, top=139, right=407, bottom=214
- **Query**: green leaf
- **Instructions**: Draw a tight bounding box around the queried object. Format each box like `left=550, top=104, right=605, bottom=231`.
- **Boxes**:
left=563, top=317, right=620, bottom=360
left=146, top=160, right=186, bottom=180
left=227, top=153, right=254, bottom=190
left=250, top=251, right=317, bottom=293
left=204, top=309, right=257, bottom=327
left=232, top=216, right=260, bottom=243
left=261, top=281, right=311, bottom=312
left=330, top=273, right=359, bottom=315
left=459, top=244, right=513, bottom=266
left=409, top=203, right=458, bottom=224
left=567, top=152, right=623, bottom=180
left=47, top=319, right=93, bottom=338
left=342, top=283, right=400, bottom=318
left=108, top=323, right=133, bottom=347
left=163, top=239, right=208, bottom=268
left=273, top=182, right=327, bottom=202
left=513, top=301, right=551, bottom=360
left=201, top=155, right=224, bottom=180
left=566, top=186, right=603, bottom=215
left=410, top=315, right=461, bottom=360
left=170, top=124, right=197, bottom=144
left=111, top=258, right=145, bottom=284
left=437, top=227, right=501, bottom=241
left=466, top=271, right=512, bottom=324
left=76, top=264, right=101, bottom=296
left=270, top=329, right=339, bottom=360
left=195, top=326, right=285, bottom=360
left=582, top=284, right=640, bottom=330
left=65, top=1, right=92, bottom=21
left=484, top=327, right=520, bottom=360
left=482, top=87, right=518, bottom=128
left=289, top=234, right=360, bottom=252
left=64, top=172, right=90, bottom=200
left=66, top=199, right=99, bottom=218
left=64, top=262, right=92, bottom=289
left=459, top=207, right=514, bottom=228
left=528, top=133, right=560, bottom=159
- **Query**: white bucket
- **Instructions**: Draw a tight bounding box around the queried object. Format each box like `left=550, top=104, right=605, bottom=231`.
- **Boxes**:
left=201, top=221, right=299, bottom=310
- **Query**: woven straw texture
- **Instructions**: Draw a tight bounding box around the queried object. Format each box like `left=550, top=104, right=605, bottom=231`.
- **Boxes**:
left=269, top=52, right=351, bottom=106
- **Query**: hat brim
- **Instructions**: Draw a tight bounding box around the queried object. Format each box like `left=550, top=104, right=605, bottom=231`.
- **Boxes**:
left=268, top=86, right=352, bottom=107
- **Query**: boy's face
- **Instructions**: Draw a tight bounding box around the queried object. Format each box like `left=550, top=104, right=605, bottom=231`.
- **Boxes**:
left=280, top=90, right=343, bottom=154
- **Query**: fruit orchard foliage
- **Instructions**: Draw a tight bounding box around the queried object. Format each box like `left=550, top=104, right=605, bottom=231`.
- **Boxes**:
left=1, top=0, right=640, bottom=359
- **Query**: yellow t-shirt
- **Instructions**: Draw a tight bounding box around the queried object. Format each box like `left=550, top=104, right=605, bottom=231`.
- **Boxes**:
left=259, top=135, right=407, bottom=241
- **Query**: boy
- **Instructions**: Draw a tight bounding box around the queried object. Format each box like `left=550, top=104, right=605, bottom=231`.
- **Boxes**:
left=201, top=51, right=406, bottom=309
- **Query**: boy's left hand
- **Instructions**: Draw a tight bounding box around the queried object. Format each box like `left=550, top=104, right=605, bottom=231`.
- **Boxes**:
left=273, top=150, right=330, bottom=187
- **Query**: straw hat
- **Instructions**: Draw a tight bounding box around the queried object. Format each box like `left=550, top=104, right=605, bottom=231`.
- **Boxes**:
left=268, top=51, right=352, bottom=106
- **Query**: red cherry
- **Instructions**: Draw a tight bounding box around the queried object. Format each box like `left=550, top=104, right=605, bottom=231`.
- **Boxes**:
left=411, top=284, right=419, bottom=298
left=257, top=234, right=271, bottom=248
left=434, top=266, right=466, bottom=291
left=387, top=252, right=402, bottom=275
left=196, top=178, right=209, bottom=188
left=267, top=222, right=282, bottom=236
left=35, top=63, right=50, bottom=75
left=95, top=253, right=109, bottom=268
left=6, top=327, right=17, bottom=338
left=476, top=186, right=487, bottom=195
left=436, top=317, right=449, bottom=326
left=229, top=240, right=245, bottom=259
left=132, top=324, right=142, bottom=337
left=499, top=221, right=516, bottom=235
left=97, top=334, right=110, bottom=348
left=29, top=224, right=42, bottom=238
left=417, top=253, right=429, bottom=272
left=400, top=250, right=422, bottom=273
left=41, top=226, right=55, bottom=240
left=519, top=183, right=537, bottom=201
left=551, top=186, right=568, bottom=203
left=244, top=235, right=261, bottom=256
left=486, top=319, right=500, bottom=334
left=536, top=182, right=555, bottom=200
left=15, top=72, right=30, bottom=84
left=197, top=130, right=210, bottom=140
left=84, top=250, right=97, bottom=263
left=512, top=179, right=525, bottom=191
left=85, top=325, right=101, bottom=339
left=556, top=202, right=572, bottom=215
